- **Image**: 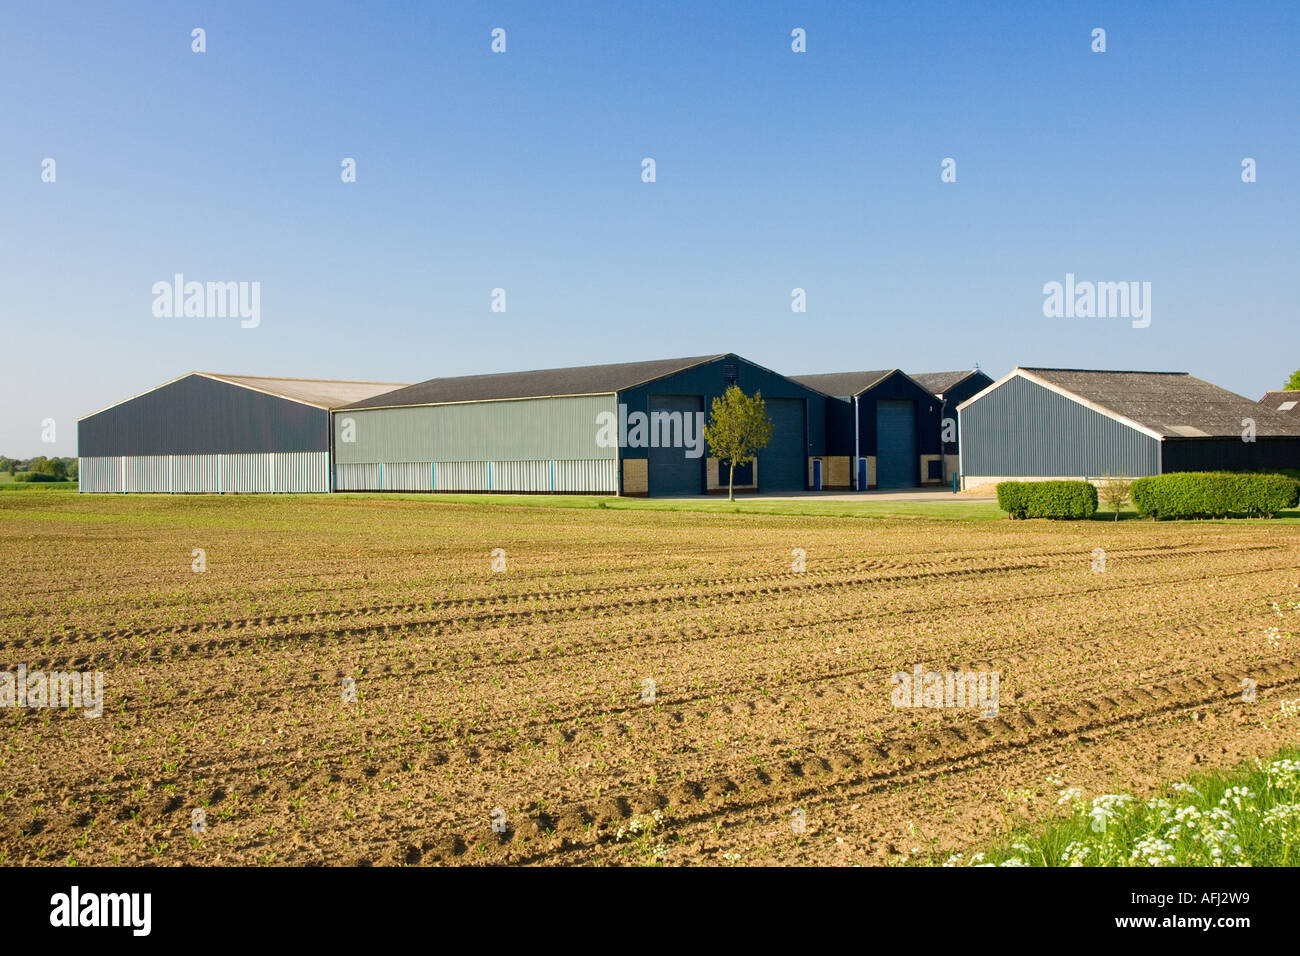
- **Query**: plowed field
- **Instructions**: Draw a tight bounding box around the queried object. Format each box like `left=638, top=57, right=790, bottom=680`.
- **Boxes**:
left=2, top=493, right=1297, bottom=865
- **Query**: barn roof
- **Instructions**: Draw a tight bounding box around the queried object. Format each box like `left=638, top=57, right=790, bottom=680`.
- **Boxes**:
left=911, top=369, right=987, bottom=397
left=342, top=356, right=728, bottom=409
left=203, top=374, right=408, bottom=409
left=1259, top=391, right=1300, bottom=415
left=789, top=370, right=897, bottom=398
left=962, top=368, right=1300, bottom=439
left=79, top=372, right=408, bottom=420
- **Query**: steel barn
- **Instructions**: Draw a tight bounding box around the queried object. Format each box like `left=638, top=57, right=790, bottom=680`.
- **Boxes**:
left=957, top=367, right=1300, bottom=487
left=77, top=372, right=406, bottom=493
left=333, top=354, right=831, bottom=496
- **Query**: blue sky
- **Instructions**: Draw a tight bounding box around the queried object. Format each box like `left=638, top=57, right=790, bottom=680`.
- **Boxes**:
left=2, top=1, right=1296, bottom=456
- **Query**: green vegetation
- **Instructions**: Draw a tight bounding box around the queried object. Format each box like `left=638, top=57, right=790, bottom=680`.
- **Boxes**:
left=996, top=480, right=1099, bottom=519
left=941, top=748, right=1300, bottom=867
left=1285, top=369, right=1300, bottom=391
left=0, top=454, right=77, bottom=484
left=1097, top=474, right=1133, bottom=521
left=702, top=385, right=774, bottom=502
left=0, top=473, right=76, bottom=491
left=1131, top=472, right=1300, bottom=519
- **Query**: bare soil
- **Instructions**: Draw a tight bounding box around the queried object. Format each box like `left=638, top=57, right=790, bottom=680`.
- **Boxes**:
left=1, top=494, right=1296, bottom=866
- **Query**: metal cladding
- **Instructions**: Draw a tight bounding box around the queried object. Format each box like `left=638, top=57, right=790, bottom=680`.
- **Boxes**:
left=958, top=368, right=1300, bottom=480
left=959, top=374, right=1160, bottom=477
left=337, top=353, right=832, bottom=496
left=791, top=368, right=944, bottom=488
left=77, top=373, right=402, bottom=494
left=78, top=453, right=331, bottom=493
left=913, top=369, right=995, bottom=454
left=334, top=459, right=617, bottom=493
left=78, top=359, right=1298, bottom=497
left=80, top=374, right=331, bottom=457
left=615, top=354, right=830, bottom=495
left=334, top=395, right=617, bottom=464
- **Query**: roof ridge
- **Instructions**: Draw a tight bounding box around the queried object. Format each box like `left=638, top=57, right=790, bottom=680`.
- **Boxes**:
left=206, top=373, right=408, bottom=385
left=1018, top=366, right=1188, bottom=375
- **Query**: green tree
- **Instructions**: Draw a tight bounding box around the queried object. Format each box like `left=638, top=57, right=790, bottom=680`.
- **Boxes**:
left=1286, top=369, right=1300, bottom=391
left=1098, top=474, right=1133, bottom=521
left=702, top=385, right=774, bottom=501
left=0, top=457, right=13, bottom=476
left=28, top=456, right=67, bottom=480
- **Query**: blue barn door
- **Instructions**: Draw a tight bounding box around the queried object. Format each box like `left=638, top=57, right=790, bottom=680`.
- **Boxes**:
left=875, top=400, right=916, bottom=488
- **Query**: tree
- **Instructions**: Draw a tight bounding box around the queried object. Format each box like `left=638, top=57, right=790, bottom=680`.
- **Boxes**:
left=1286, top=370, right=1300, bottom=391
left=702, top=385, right=774, bottom=501
left=0, top=457, right=13, bottom=476
left=1098, top=474, right=1132, bottom=521
left=28, top=456, right=67, bottom=480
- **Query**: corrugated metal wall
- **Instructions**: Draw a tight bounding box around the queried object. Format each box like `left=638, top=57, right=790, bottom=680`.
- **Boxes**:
left=79, top=453, right=330, bottom=493
left=333, top=459, right=617, bottom=493
left=616, top=355, right=827, bottom=495
left=333, top=395, right=617, bottom=463
left=552, top=459, right=617, bottom=492
left=960, top=375, right=1160, bottom=477
left=79, top=374, right=330, bottom=456
left=852, top=372, right=943, bottom=459
left=938, top=372, right=994, bottom=455
left=80, top=456, right=123, bottom=493
left=172, top=453, right=221, bottom=492
left=330, top=393, right=618, bottom=493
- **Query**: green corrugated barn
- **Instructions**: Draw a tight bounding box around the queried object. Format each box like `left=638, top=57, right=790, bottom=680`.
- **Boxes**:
left=333, top=354, right=831, bottom=496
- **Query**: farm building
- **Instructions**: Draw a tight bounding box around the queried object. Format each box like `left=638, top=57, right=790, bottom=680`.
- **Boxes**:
left=1260, top=391, right=1300, bottom=419
left=334, top=354, right=832, bottom=496
left=911, top=369, right=995, bottom=483
left=792, top=370, right=946, bottom=489
left=958, top=368, right=1300, bottom=488
left=78, top=373, right=406, bottom=493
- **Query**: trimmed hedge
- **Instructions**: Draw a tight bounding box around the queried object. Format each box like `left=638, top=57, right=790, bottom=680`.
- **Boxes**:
left=997, top=480, right=1098, bottom=519
left=12, top=472, right=64, bottom=483
left=1130, top=472, right=1300, bottom=519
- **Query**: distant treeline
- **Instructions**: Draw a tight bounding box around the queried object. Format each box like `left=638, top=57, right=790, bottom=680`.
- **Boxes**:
left=0, top=456, right=78, bottom=481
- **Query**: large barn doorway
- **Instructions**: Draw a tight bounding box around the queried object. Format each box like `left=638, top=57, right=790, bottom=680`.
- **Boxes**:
left=647, top=395, right=705, bottom=496
left=875, top=399, right=916, bottom=488
left=759, top=398, right=807, bottom=492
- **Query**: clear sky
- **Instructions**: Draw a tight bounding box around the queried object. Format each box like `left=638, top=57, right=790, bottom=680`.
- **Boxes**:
left=2, top=1, right=1296, bottom=456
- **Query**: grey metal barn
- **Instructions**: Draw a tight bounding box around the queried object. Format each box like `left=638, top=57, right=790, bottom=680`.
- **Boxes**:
left=792, top=369, right=945, bottom=490
left=958, top=368, right=1300, bottom=487
left=334, top=354, right=831, bottom=496
left=77, top=373, right=406, bottom=493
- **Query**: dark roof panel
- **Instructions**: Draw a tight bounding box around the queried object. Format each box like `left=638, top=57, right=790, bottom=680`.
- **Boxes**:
left=343, top=355, right=726, bottom=409
left=911, top=370, right=984, bottom=396
left=1020, top=368, right=1300, bottom=438
left=789, top=370, right=895, bottom=398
